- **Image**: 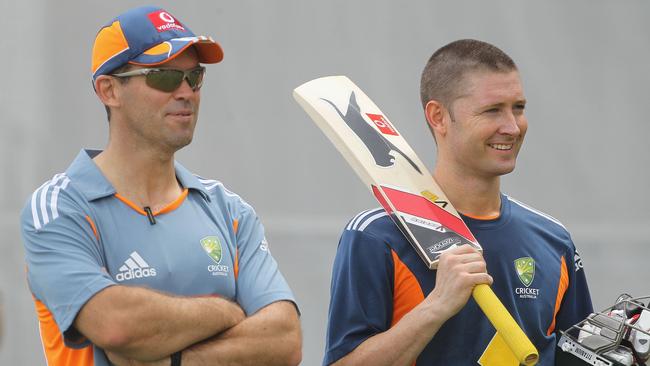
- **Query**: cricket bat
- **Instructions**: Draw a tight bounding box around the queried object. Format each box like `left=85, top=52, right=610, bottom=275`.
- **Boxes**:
left=293, top=75, right=539, bottom=365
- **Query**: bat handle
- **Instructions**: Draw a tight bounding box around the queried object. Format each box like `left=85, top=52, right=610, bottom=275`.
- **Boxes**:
left=472, top=284, right=539, bottom=365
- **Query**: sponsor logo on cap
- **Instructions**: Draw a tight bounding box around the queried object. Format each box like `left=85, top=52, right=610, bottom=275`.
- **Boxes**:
left=148, top=10, right=185, bottom=32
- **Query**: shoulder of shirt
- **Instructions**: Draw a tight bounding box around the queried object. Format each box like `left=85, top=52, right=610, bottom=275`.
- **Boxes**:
left=505, top=195, right=584, bottom=261
left=22, top=172, right=85, bottom=231
left=344, top=207, right=394, bottom=234
left=193, top=175, right=255, bottom=213
left=505, top=194, right=569, bottom=232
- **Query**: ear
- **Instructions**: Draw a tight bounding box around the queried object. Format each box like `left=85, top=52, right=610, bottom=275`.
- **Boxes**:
left=94, top=75, right=122, bottom=111
left=424, top=100, right=448, bottom=138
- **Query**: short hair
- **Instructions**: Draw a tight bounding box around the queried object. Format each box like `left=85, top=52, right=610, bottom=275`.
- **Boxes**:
left=419, top=39, right=517, bottom=110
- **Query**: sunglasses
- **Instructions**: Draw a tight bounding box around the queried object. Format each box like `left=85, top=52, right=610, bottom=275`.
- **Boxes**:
left=111, top=66, right=206, bottom=92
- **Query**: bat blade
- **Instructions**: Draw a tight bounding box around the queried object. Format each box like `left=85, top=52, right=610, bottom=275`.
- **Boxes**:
left=293, top=76, right=479, bottom=268
left=293, top=75, right=539, bottom=365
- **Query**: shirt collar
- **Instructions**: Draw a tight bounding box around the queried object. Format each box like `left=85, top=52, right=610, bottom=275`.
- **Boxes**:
left=66, top=149, right=210, bottom=202
left=174, top=160, right=211, bottom=201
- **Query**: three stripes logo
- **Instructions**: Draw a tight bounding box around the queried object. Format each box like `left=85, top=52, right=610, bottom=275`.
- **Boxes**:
left=347, top=208, right=387, bottom=232
left=30, top=173, right=71, bottom=230
left=116, top=251, right=157, bottom=282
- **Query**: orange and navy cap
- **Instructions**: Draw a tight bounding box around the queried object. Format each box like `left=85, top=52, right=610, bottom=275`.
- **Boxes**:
left=91, top=6, right=223, bottom=82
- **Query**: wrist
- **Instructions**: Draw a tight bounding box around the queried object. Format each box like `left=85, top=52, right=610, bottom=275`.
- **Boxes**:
left=416, top=293, right=449, bottom=327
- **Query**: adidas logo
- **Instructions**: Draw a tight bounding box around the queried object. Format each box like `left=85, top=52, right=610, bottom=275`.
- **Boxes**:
left=116, top=251, right=158, bottom=282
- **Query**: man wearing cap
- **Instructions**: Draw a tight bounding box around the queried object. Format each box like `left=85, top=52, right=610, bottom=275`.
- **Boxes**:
left=20, top=6, right=301, bottom=366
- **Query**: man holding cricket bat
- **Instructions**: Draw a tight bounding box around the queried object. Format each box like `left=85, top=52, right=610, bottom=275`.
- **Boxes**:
left=324, top=39, right=592, bottom=365
left=20, top=6, right=300, bottom=366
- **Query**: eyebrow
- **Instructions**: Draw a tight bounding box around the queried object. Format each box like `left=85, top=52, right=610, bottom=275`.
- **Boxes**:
left=478, top=99, right=527, bottom=111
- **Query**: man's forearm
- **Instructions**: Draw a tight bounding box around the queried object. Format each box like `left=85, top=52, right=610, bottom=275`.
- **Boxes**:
left=182, top=300, right=302, bottom=366
left=331, top=247, right=491, bottom=366
left=332, top=301, right=444, bottom=366
left=75, top=285, right=245, bottom=360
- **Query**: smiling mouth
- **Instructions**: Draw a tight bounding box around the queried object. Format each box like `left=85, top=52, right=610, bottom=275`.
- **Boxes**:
left=488, top=143, right=513, bottom=151
left=168, top=112, right=193, bottom=118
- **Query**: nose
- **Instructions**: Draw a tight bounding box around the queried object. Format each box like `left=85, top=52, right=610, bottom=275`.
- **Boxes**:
left=499, top=111, right=521, bottom=136
left=172, top=76, right=196, bottom=100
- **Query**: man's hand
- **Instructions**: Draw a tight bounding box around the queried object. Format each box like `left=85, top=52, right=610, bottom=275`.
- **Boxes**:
left=182, top=300, right=301, bottom=366
left=330, top=244, right=493, bottom=366
left=424, top=244, right=493, bottom=321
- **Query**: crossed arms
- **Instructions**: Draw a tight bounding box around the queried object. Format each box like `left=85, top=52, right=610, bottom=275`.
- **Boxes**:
left=74, top=285, right=301, bottom=366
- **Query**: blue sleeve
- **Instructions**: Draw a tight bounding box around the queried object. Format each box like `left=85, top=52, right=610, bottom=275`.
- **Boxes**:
left=555, top=243, right=593, bottom=332
left=20, top=194, right=115, bottom=346
left=234, top=203, right=296, bottom=315
left=323, top=228, right=394, bottom=366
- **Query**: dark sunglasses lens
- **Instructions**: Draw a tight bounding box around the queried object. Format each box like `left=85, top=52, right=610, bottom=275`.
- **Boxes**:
left=187, top=69, right=204, bottom=90
left=146, top=70, right=184, bottom=92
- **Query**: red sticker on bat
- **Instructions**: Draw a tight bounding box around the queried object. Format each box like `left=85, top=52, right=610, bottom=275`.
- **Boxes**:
left=366, top=113, right=399, bottom=136
left=374, top=185, right=477, bottom=243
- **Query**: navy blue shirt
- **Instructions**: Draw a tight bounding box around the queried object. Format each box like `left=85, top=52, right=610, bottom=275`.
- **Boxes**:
left=324, top=194, right=592, bottom=365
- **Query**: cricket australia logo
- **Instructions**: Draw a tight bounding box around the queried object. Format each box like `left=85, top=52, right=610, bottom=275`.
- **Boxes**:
left=515, top=257, right=535, bottom=287
left=514, top=257, right=539, bottom=299
left=201, top=236, right=230, bottom=276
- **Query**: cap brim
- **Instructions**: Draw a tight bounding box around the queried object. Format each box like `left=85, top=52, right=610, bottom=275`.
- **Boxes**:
left=194, top=38, right=223, bottom=64
left=130, top=36, right=223, bottom=66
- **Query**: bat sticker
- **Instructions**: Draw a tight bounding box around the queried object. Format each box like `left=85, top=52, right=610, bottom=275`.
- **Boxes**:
left=321, top=92, right=422, bottom=174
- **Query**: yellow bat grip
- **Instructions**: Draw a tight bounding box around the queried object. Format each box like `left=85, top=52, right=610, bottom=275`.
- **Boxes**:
left=472, top=284, right=539, bottom=365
